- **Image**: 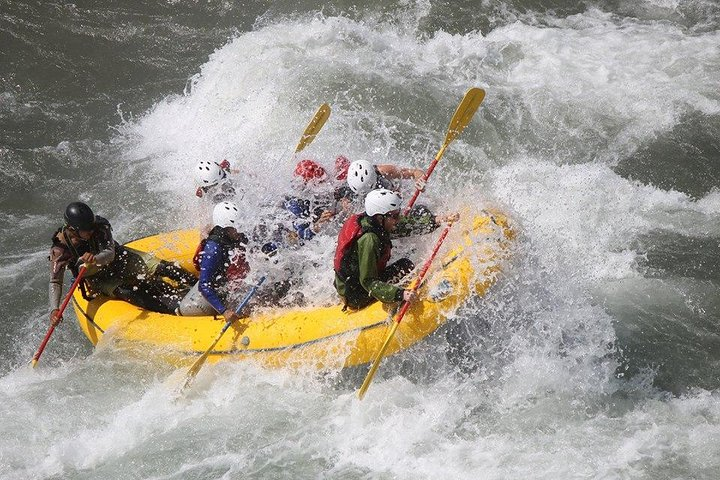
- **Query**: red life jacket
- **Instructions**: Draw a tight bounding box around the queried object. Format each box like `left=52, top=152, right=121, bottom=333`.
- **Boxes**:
left=334, top=214, right=391, bottom=275
left=225, top=247, right=250, bottom=282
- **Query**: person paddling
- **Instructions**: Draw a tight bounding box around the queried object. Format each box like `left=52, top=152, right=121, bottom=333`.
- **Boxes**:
left=176, top=201, right=251, bottom=319
left=345, top=158, right=456, bottom=236
left=194, top=159, right=237, bottom=202
left=283, top=159, right=354, bottom=241
left=49, top=202, right=194, bottom=323
left=334, top=189, right=419, bottom=310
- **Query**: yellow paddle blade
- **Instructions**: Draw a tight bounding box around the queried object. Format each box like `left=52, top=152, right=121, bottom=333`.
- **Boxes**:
left=404, top=88, right=485, bottom=211
left=180, top=337, right=220, bottom=392
left=358, top=321, right=400, bottom=399
left=444, top=87, right=485, bottom=146
left=294, top=103, right=331, bottom=153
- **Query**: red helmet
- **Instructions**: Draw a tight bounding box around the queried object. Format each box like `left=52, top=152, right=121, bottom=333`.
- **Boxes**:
left=335, top=155, right=350, bottom=181
left=294, top=159, right=327, bottom=183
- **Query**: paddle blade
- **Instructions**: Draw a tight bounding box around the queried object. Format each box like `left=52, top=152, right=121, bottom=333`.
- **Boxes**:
left=445, top=87, right=485, bottom=146
left=358, top=321, right=400, bottom=399
left=404, top=88, right=485, bottom=212
left=295, top=103, right=331, bottom=153
left=180, top=340, right=217, bottom=392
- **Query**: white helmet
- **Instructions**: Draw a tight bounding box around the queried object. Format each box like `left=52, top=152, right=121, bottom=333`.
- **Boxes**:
left=195, top=161, right=225, bottom=187
left=347, top=160, right=377, bottom=194
left=212, top=201, right=242, bottom=228
left=365, top=189, right=402, bottom=216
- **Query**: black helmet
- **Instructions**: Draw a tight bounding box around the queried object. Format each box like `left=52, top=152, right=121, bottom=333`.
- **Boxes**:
left=64, top=202, right=96, bottom=231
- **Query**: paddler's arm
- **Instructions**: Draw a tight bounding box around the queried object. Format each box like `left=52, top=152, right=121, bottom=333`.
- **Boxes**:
left=197, top=240, right=229, bottom=315
left=393, top=208, right=459, bottom=238
left=376, top=164, right=426, bottom=191
left=357, top=234, right=403, bottom=304
left=393, top=209, right=438, bottom=237
left=48, top=245, right=67, bottom=325
left=91, top=224, right=116, bottom=266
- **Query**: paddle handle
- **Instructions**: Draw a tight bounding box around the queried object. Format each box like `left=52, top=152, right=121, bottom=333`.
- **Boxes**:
left=32, top=266, right=87, bottom=367
left=395, top=222, right=452, bottom=325
left=376, top=226, right=447, bottom=330
left=181, top=275, right=267, bottom=392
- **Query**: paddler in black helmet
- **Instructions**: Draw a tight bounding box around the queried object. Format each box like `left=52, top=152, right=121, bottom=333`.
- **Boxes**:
left=48, top=201, right=196, bottom=325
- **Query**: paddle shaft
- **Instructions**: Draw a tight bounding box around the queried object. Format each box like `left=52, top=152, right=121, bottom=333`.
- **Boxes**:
left=32, top=266, right=87, bottom=367
left=358, top=223, right=453, bottom=399
left=404, top=88, right=485, bottom=214
left=181, top=276, right=266, bottom=390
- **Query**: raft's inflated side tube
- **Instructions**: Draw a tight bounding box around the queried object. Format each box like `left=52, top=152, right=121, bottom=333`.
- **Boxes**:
left=71, top=207, right=514, bottom=369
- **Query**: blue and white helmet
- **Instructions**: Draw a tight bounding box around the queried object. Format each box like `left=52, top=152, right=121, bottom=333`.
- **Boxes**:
left=365, top=189, right=401, bottom=216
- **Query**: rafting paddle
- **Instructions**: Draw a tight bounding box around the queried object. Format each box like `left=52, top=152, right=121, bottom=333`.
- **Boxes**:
left=32, top=265, right=87, bottom=368
left=358, top=223, right=454, bottom=399
left=405, top=87, right=485, bottom=213
left=180, top=276, right=266, bottom=392
left=294, top=103, right=331, bottom=154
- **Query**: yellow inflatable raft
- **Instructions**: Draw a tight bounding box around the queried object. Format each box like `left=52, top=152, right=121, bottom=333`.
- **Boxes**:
left=71, top=208, right=514, bottom=369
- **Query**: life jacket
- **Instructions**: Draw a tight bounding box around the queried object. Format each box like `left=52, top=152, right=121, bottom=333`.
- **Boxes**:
left=192, top=226, right=249, bottom=282
left=334, top=213, right=391, bottom=277
left=52, top=216, right=115, bottom=300
left=54, top=216, right=114, bottom=278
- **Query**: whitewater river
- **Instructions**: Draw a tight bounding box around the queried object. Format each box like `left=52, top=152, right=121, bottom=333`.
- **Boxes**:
left=1, top=0, right=719, bottom=478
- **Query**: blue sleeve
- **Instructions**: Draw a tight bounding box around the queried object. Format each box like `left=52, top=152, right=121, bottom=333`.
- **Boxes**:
left=285, top=198, right=316, bottom=240
left=293, top=221, right=316, bottom=240
left=284, top=198, right=307, bottom=218
left=198, top=240, right=227, bottom=313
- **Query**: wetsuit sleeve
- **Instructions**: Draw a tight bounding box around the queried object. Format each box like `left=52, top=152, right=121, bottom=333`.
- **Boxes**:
left=93, top=225, right=116, bottom=266
left=357, top=233, right=402, bottom=303
left=197, top=240, right=227, bottom=313
left=49, top=245, right=66, bottom=311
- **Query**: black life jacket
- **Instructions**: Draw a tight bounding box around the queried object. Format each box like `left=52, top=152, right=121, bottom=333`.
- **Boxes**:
left=53, top=216, right=114, bottom=278
left=192, top=226, right=249, bottom=282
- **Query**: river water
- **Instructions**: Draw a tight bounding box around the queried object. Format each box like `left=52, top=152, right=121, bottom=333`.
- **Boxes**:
left=1, top=0, right=719, bottom=478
